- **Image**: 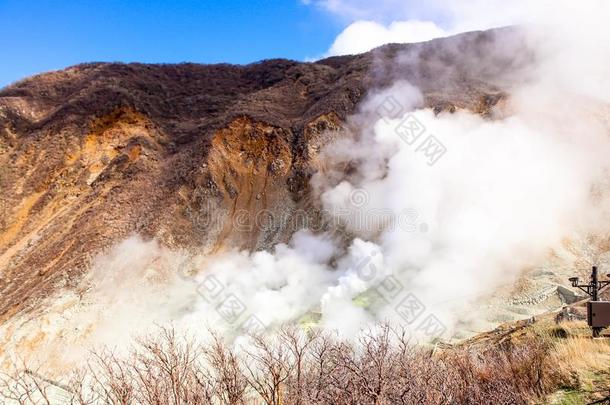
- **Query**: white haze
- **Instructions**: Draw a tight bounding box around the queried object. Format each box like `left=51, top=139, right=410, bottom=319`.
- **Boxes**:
left=324, top=20, right=448, bottom=56
left=2, top=1, right=610, bottom=373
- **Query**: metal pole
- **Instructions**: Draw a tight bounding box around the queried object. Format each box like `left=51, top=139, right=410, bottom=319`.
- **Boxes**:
left=569, top=266, right=609, bottom=338
left=591, top=266, right=602, bottom=338
left=592, top=266, right=599, bottom=301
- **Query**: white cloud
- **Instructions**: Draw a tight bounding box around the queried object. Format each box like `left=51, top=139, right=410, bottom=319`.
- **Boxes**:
left=314, top=0, right=598, bottom=61
left=325, top=20, right=448, bottom=57
left=314, top=0, right=533, bottom=58
left=310, top=0, right=432, bottom=22
left=311, top=0, right=534, bottom=28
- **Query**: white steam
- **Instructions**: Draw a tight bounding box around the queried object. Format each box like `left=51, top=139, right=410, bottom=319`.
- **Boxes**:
left=2, top=1, right=610, bottom=374
left=325, top=20, right=448, bottom=56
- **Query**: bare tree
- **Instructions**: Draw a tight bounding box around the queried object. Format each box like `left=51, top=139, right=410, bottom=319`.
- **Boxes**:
left=204, top=332, right=248, bottom=405
left=0, top=324, right=568, bottom=405
left=242, top=333, right=294, bottom=405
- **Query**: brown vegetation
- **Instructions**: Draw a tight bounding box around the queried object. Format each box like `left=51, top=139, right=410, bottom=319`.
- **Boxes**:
left=0, top=322, right=581, bottom=405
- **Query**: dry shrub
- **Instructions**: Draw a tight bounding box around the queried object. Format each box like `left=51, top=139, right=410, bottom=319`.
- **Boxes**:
left=0, top=324, right=575, bottom=405
left=553, top=337, right=610, bottom=371
left=551, top=335, right=610, bottom=390
left=439, top=338, right=561, bottom=404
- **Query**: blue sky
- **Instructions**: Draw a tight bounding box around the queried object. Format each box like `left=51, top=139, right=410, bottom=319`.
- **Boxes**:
left=0, top=0, right=345, bottom=87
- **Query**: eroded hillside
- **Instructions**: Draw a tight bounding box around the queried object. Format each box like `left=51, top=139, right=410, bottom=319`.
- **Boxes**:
left=0, top=28, right=530, bottom=322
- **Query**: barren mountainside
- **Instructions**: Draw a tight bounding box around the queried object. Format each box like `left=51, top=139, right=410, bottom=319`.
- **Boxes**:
left=0, top=27, right=528, bottom=321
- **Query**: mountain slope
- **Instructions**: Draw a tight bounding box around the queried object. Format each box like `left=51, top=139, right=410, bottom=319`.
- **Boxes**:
left=0, top=27, right=528, bottom=321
